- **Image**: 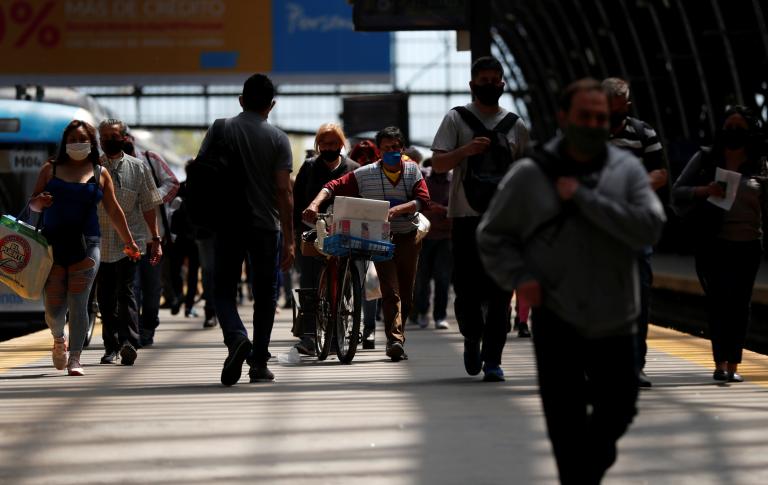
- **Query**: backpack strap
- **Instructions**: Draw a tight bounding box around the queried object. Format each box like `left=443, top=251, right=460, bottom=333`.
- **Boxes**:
left=493, top=112, right=520, bottom=135
left=452, top=106, right=489, bottom=137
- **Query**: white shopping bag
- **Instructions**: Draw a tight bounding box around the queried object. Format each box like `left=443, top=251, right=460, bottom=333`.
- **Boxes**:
left=414, top=212, right=431, bottom=244
left=364, top=263, right=382, bottom=301
left=0, top=215, right=53, bottom=300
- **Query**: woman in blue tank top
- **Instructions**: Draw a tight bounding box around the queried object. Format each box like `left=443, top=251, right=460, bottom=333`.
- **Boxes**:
left=29, top=120, right=139, bottom=376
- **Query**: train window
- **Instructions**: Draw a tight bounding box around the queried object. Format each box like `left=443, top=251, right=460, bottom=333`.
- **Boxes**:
left=0, top=119, right=20, bottom=133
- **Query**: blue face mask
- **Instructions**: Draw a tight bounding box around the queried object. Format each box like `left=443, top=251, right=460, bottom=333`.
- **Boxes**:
left=382, top=151, right=402, bottom=169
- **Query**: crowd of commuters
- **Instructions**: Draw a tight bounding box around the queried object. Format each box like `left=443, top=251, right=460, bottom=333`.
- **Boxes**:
left=25, top=59, right=768, bottom=485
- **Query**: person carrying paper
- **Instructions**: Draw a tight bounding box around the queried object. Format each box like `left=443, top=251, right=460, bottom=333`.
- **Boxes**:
left=672, top=105, right=768, bottom=383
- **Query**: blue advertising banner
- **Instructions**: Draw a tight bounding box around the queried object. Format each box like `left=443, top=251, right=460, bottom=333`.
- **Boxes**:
left=272, top=0, right=391, bottom=83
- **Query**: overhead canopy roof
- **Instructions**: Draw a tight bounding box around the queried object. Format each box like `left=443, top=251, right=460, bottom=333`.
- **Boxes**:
left=492, top=0, right=768, bottom=155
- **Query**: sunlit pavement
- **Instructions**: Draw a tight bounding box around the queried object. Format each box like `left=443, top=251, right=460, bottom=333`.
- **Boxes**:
left=2, top=306, right=768, bottom=484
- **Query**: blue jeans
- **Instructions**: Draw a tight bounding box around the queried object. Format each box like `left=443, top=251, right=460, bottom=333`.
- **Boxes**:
left=43, top=237, right=100, bottom=353
left=414, top=238, right=452, bottom=322
left=134, top=247, right=162, bottom=341
left=213, top=228, right=280, bottom=366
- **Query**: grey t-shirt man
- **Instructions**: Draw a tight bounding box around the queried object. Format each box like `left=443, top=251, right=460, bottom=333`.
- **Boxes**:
left=431, top=103, right=529, bottom=217
left=198, top=111, right=293, bottom=231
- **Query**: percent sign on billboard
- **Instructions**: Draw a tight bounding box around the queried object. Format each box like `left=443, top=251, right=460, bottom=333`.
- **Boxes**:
left=0, top=0, right=272, bottom=84
left=0, top=1, right=60, bottom=48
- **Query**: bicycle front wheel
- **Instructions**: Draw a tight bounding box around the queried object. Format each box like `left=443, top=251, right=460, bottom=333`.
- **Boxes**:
left=335, top=258, right=362, bottom=364
left=315, top=265, right=334, bottom=361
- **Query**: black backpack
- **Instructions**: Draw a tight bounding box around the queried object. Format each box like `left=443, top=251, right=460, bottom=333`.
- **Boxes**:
left=185, top=118, right=246, bottom=233
left=452, top=106, right=520, bottom=213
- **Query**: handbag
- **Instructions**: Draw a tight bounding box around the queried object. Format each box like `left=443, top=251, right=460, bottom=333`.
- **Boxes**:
left=0, top=215, right=53, bottom=300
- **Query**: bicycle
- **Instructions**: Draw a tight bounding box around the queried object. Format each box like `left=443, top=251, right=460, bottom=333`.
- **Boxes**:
left=301, top=213, right=394, bottom=364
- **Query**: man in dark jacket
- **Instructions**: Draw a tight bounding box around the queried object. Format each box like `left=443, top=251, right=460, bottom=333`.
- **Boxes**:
left=477, top=79, right=666, bottom=484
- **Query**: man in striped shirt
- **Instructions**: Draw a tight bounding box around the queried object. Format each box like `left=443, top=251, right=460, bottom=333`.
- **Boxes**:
left=603, top=77, right=669, bottom=388
left=303, top=126, right=431, bottom=361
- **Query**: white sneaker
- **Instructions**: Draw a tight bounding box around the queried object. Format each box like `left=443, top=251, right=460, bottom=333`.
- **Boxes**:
left=417, top=314, right=429, bottom=329
left=52, top=336, right=68, bottom=370
left=435, top=320, right=450, bottom=330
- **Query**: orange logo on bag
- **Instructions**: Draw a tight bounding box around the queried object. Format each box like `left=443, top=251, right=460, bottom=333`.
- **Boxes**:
left=0, top=235, right=31, bottom=275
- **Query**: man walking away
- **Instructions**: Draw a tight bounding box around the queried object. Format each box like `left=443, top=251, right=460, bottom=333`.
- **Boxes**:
left=195, top=73, right=294, bottom=386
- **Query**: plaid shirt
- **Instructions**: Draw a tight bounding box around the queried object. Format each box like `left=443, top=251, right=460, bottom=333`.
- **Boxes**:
left=98, top=153, right=162, bottom=263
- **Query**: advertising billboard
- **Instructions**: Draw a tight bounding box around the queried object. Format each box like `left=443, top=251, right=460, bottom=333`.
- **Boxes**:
left=0, top=0, right=390, bottom=85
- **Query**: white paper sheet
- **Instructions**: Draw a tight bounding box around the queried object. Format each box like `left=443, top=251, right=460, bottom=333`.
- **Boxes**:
left=707, top=167, right=741, bottom=211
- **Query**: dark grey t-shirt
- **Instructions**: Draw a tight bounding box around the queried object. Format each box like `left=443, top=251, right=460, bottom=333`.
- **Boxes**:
left=198, top=111, right=293, bottom=231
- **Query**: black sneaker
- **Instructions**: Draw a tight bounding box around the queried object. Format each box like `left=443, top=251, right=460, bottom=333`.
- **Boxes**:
left=119, top=343, right=137, bottom=366
left=170, top=299, right=182, bottom=316
left=517, top=322, right=531, bottom=338
left=463, top=339, right=482, bottom=376
left=249, top=365, right=275, bottom=383
left=294, top=336, right=316, bottom=356
left=100, top=350, right=119, bottom=364
left=203, top=315, right=218, bottom=328
left=637, top=370, right=652, bottom=388
left=221, top=337, right=252, bottom=386
left=362, top=327, right=375, bottom=350
left=713, top=369, right=728, bottom=381
left=386, top=341, right=407, bottom=362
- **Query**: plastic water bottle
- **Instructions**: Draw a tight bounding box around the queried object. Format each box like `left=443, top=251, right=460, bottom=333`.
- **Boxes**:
left=277, top=347, right=301, bottom=366
left=315, top=218, right=328, bottom=253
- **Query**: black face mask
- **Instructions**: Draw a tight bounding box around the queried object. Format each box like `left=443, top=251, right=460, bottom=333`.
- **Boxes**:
left=102, top=139, right=124, bottom=156
left=471, top=83, right=504, bottom=106
left=123, top=142, right=135, bottom=156
left=610, top=112, right=627, bottom=130
left=319, top=149, right=341, bottom=163
left=722, top=128, right=748, bottom=150
left=565, top=124, right=609, bottom=159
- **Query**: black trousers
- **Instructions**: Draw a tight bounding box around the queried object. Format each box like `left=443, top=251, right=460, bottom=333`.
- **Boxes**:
left=695, top=238, right=762, bottom=364
left=451, top=217, right=511, bottom=367
left=532, top=306, right=638, bottom=485
left=636, top=251, right=653, bottom=370
left=97, top=257, right=140, bottom=352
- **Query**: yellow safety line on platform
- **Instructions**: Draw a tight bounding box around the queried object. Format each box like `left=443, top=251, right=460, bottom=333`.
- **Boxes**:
left=0, top=328, right=52, bottom=374
left=648, top=325, right=768, bottom=387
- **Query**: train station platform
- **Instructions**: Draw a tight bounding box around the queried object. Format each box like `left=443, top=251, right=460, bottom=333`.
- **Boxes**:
left=2, top=306, right=768, bottom=484
left=652, top=253, right=768, bottom=304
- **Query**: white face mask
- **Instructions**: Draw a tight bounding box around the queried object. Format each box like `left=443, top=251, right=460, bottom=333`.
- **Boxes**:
left=66, top=142, right=91, bottom=161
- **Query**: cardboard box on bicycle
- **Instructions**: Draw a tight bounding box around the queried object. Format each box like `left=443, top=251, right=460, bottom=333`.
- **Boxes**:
left=333, top=196, right=389, bottom=221
left=331, top=219, right=390, bottom=242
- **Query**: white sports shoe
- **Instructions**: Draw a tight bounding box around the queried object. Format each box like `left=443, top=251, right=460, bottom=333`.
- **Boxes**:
left=435, top=320, right=450, bottom=330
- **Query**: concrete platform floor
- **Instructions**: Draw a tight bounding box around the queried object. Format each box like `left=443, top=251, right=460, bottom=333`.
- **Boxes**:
left=2, top=307, right=768, bottom=484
